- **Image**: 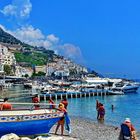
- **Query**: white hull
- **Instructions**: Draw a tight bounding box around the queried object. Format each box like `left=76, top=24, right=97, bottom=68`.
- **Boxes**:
left=108, top=90, right=124, bottom=95
left=112, top=83, right=139, bottom=93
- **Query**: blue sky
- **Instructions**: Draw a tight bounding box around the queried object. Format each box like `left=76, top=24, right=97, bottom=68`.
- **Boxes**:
left=0, top=0, right=140, bottom=79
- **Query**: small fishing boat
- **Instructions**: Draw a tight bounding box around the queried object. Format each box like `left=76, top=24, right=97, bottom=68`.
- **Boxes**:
left=0, top=103, right=63, bottom=136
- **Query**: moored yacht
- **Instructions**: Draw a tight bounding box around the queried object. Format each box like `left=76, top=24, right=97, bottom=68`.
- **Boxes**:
left=107, top=89, right=124, bottom=95
left=112, top=82, right=139, bottom=93
left=23, top=82, right=32, bottom=89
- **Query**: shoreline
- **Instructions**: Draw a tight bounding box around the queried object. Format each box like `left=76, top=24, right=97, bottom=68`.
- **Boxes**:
left=0, top=117, right=140, bottom=140
left=50, top=116, right=140, bottom=140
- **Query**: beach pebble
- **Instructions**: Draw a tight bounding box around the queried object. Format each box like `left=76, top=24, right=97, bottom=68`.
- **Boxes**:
left=0, top=133, right=20, bottom=140
left=21, top=137, right=32, bottom=140
left=34, top=135, right=79, bottom=140
left=34, top=136, right=64, bottom=140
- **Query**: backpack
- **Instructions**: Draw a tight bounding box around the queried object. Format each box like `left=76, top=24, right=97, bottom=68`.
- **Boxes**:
left=121, top=123, right=131, bottom=137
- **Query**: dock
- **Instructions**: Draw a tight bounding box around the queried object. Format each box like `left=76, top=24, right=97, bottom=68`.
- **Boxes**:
left=37, top=89, right=112, bottom=101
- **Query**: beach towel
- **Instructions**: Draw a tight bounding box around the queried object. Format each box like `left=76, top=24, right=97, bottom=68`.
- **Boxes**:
left=64, top=113, right=71, bottom=134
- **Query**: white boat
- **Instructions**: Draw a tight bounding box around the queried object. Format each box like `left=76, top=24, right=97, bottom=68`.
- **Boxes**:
left=23, top=81, right=32, bottom=89
left=84, top=77, right=109, bottom=84
left=81, top=83, right=97, bottom=88
left=112, top=82, right=139, bottom=93
left=107, top=89, right=124, bottom=95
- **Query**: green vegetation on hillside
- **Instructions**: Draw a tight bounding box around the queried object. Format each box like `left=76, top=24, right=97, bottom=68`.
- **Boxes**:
left=32, top=71, right=46, bottom=77
left=4, top=65, right=12, bottom=75
left=14, top=52, right=48, bottom=66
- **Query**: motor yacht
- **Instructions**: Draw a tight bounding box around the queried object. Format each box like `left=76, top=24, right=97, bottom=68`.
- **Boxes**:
left=112, top=82, right=139, bottom=93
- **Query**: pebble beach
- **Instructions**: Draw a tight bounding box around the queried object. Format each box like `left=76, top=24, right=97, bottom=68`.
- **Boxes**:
left=50, top=117, right=140, bottom=140
left=1, top=117, right=140, bottom=140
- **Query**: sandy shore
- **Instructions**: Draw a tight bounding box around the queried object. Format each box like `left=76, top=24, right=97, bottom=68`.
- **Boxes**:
left=50, top=117, right=140, bottom=140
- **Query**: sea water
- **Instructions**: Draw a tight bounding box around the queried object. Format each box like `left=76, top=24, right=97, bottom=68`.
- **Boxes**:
left=67, top=89, right=140, bottom=130
left=2, top=85, right=140, bottom=130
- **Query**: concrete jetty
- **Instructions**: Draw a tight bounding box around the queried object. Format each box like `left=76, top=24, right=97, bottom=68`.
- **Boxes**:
left=37, top=89, right=110, bottom=101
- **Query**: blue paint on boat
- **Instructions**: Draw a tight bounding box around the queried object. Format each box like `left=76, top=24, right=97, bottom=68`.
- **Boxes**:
left=0, top=118, right=60, bottom=136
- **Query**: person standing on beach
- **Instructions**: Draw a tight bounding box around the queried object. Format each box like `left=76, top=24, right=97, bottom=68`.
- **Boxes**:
left=61, top=97, right=68, bottom=109
left=1, top=98, right=12, bottom=110
left=98, top=103, right=105, bottom=121
left=55, top=103, right=67, bottom=135
left=32, top=94, right=40, bottom=109
left=120, top=118, right=138, bottom=140
left=96, top=100, right=101, bottom=119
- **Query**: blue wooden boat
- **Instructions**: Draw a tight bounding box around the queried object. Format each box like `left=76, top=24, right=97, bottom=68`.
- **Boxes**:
left=0, top=107, right=64, bottom=136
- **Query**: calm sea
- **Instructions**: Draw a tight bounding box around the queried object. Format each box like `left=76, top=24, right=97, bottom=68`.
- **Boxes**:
left=2, top=85, right=140, bottom=130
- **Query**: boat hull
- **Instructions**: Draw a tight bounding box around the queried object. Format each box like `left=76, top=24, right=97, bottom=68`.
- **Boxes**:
left=0, top=118, right=60, bottom=136
left=123, top=87, right=139, bottom=93
left=0, top=109, right=63, bottom=136
left=108, top=90, right=124, bottom=95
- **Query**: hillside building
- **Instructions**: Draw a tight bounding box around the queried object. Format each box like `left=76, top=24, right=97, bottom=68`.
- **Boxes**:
left=0, top=44, right=16, bottom=66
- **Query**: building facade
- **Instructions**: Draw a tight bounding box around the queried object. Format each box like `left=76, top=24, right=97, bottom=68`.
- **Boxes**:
left=0, top=44, right=16, bottom=66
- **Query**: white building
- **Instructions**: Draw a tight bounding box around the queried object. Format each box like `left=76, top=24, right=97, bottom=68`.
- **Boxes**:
left=54, top=70, right=69, bottom=77
left=0, top=44, right=16, bottom=66
left=15, top=66, right=33, bottom=77
left=0, top=64, right=4, bottom=73
left=46, top=66, right=55, bottom=76
left=46, top=57, right=88, bottom=76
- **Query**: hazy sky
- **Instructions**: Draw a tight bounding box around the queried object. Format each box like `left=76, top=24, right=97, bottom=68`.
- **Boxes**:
left=0, top=0, right=140, bottom=79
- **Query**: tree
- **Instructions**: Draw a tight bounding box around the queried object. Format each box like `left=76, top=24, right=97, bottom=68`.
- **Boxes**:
left=4, top=65, right=12, bottom=75
left=24, top=74, right=29, bottom=78
left=37, top=71, right=46, bottom=76
left=31, top=71, right=46, bottom=77
left=69, top=68, right=77, bottom=76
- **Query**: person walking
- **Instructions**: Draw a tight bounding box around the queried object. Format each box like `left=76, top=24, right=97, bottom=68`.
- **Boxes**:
left=1, top=98, right=12, bottom=110
left=120, top=118, right=138, bottom=140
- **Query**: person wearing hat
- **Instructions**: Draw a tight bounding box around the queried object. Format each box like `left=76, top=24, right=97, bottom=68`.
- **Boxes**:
left=1, top=98, right=12, bottom=110
left=120, top=118, right=137, bottom=140
left=55, top=103, right=67, bottom=135
left=124, top=118, right=135, bottom=132
left=61, top=97, right=68, bottom=109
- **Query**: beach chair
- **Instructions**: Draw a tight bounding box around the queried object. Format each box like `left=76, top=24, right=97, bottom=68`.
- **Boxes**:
left=121, top=123, right=131, bottom=140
